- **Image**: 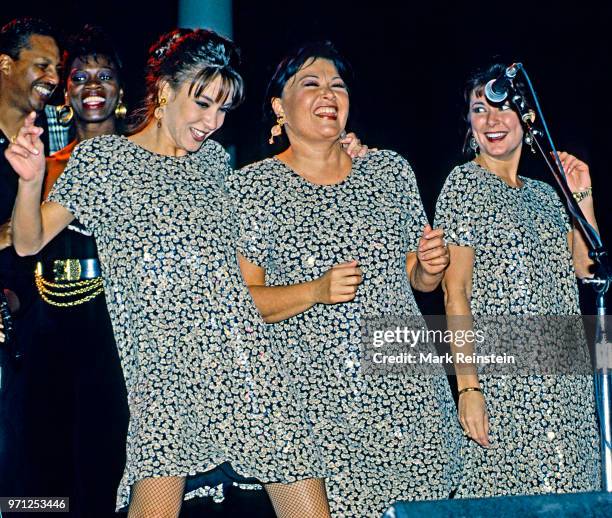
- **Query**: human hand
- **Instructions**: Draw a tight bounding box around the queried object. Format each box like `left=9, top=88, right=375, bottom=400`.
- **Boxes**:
left=417, top=225, right=449, bottom=275
left=0, top=220, right=12, bottom=250
left=4, top=112, right=45, bottom=183
left=340, top=132, right=372, bottom=158
left=459, top=390, right=490, bottom=448
left=313, top=260, right=363, bottom=304
left=557, top=151, right=591, bottom=193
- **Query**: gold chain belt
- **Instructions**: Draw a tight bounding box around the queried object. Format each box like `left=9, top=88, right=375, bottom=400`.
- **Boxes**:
left=35, top=259, right=104, bottom=307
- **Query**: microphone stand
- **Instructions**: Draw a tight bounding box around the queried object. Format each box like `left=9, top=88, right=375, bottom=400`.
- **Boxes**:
left=508, top=86, right=612, bottom=492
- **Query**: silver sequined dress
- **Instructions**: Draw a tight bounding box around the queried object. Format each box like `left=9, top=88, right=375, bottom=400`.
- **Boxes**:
left=48, top=135, right=327, bottom=508
left=229, top=151, right=463, bottom=517
left=434, top=161, right=601, bottom=497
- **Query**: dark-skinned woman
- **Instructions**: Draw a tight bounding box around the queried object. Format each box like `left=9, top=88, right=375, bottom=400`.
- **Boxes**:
left=20, top=26, right=129, bottom=516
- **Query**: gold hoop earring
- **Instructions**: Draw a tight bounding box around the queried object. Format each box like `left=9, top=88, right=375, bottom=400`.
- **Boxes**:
left=56, top=92, right=74, bottom=126
left=269, top=114, right=285, bottom=144
left=115, top=90, right=127, bottom=119
left=155, top=97, right=167, bottom=128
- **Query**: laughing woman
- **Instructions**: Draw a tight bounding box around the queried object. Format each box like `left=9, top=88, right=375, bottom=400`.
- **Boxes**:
left=7, top=29, right=332, bottom=518
left=228, top=41, right=462, bottom=517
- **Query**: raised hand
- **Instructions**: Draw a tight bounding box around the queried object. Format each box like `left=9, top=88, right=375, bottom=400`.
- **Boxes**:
left=417, top=225, right=449, bottom=275
left=557, top=151, right=591, bottom=193
left=313, top=260, right=363, bottom=304
left=4, top=111, right=45, bottom=183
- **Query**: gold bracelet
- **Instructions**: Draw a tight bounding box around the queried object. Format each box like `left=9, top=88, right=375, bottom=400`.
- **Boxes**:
left=458, top=387, right=482, bottom=396
left=572, top=187, right=592, bottom=203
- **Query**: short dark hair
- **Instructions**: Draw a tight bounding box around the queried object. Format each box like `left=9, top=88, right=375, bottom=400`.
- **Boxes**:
left=0, top=17, right=57, bottom=60
left=265, top=40, right=352, bottom=120
left=62, top=25, right=122, bottom=83
left=129, top=28, right=245, bottom=134
left=462, top=62, right=531, bottom=156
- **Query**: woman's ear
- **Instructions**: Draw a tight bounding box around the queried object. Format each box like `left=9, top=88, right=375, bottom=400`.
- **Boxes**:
left=271, top=97, right=284, bottom=118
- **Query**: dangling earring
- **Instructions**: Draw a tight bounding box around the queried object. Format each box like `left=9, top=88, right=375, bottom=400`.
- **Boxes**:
left=524, top=132, right=535, bottom=154
left=268, top=114, right=285, bottom=144
left=114, top=89, right=127, bottom=119
left=154, top=97, right=167, bottom=129
left=56, top=92, right=74, bottom=126
left=469, top=135, right=479, bottom=154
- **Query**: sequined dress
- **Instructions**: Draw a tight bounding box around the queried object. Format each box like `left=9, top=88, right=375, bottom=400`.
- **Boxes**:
left=48, top=135, right=327, bottom=509
left=434, top=161, right=601, bottom=497
left=229, top=151, right=462, bottom=517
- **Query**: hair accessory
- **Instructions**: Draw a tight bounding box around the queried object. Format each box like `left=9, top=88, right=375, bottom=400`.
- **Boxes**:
left=153, top=32, right=183, bottom=59
left=268, top=114, right=285, bottom=144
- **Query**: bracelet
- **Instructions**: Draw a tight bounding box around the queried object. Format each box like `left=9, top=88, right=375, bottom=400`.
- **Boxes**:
left=458, top=387, right=482, bottom=396
left=572, top=187, right=592, bottom=203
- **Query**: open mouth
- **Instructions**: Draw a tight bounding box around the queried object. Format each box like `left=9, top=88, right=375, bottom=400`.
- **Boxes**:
left=314, top=106, right=338, bottom=120
left=484, top=131, right=507, bottom=142
left=83, top=96, right=107, bottom=109
left=33, top=84, right=55, bottom=99
left=190, top=127, right=208, bottom=142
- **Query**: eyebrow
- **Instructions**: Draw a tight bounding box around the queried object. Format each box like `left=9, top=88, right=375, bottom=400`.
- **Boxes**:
left=297, top=73, right=343, bottom=81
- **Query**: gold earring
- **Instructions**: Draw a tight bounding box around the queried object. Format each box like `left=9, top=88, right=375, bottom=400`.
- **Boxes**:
left=269, top=114, right=285, bottom=144
left=115, top=90, right=127, bottom=119
left=56, top=92, right=74, bottom=126
left=155, top=97, right=167, bottom=128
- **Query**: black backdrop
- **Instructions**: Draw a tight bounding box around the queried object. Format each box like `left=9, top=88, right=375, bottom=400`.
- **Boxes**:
left=2, top=0, right=610, bottom=312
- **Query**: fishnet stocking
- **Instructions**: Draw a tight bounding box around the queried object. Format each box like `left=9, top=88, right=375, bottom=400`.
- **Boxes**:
left=264, top=478, right=331, bottom=518
left=127, top=476, right=186, bottom=518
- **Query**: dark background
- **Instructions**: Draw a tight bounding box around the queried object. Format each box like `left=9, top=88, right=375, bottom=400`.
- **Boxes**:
left=2, top=0, right=610, bottom=311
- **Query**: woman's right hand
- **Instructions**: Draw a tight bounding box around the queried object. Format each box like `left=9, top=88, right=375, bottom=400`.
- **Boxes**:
left=313, top=260, right=363, bottom=304
left=459, top=390, right=491, bottom=448
left=4, top=111, right=45, bottom=183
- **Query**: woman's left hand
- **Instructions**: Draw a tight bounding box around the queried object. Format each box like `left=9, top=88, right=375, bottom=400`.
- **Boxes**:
left=558, top=151, right=591, bottom=192
left=417, top=225, right=449, bottom=275
left=340, top=132, right=370, bottom=158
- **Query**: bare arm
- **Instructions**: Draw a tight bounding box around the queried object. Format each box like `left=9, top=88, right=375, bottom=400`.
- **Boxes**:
left=442, top=244, right=490, bottom=447
left=558, top=151, right=598, bottom=278
left=238, top=254, right=362, bottom=324
left=5, top=112, right=74, bottom=256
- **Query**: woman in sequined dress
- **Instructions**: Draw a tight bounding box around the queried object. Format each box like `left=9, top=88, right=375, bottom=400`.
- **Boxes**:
left=228, top=41, right=462, bottom=517
left=434, top=63, right=601, bottom=496
left=7, top=29, right=338, bottom=518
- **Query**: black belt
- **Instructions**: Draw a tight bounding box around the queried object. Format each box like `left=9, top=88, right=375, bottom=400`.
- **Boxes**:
left=35, top=258, right=101, bottom=282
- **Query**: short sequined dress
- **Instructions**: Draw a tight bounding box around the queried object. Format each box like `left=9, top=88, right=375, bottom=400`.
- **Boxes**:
left=434, top=161, right=601, bottom=497
left=228, top=150, right=462, bottom=517
left=48, top=135, right=327, bottom=509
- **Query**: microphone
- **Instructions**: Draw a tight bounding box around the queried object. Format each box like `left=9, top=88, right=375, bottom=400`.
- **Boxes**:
left=484, top=63, right=523, bottom=103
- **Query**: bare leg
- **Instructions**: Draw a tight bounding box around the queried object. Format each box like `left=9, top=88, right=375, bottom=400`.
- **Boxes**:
left=264, top=477, right=331, bottom=518
left=127, top=476, right=186, bottom=518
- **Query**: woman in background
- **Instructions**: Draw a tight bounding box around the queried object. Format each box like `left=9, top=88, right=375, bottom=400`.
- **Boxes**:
left=21, top=25, right=129, bottom=516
